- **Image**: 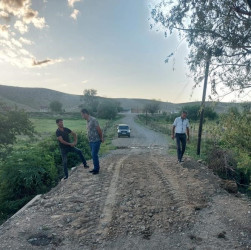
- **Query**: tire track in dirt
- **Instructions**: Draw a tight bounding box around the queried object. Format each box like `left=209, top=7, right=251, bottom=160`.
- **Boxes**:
left=149, top=150, right=193, bottom=217
left=149, top=148, right=217, bottom=224
left=104, top=150, right=189, bottom=242
left=97, top=154, right=130, bottom=238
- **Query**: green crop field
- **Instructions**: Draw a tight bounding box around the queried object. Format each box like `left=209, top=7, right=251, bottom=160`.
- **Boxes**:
left=30, top=118, right=107, bottom=137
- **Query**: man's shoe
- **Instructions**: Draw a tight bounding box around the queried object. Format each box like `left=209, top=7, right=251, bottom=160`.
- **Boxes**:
left=63, top=176, right=68, bottom=180
left=84, top=165, right=89, bottom=169
left=92, top=171, right=99, bottom=175
left=89, top=170, right=95, bottom=173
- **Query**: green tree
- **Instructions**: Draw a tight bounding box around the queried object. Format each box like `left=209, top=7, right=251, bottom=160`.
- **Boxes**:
left=143, top=100, right=160, bottom=115
left=97, top=100, right=118, bottom=119
left=80, top=89, right=99, bottom=113
left=241, top=102, right=251, bottom=112
left=151, top=0, right=251, bottom=96
left=49, top=101, right=63, bottom=113
left=0, top=103, right=35, bottom=158
left=204, top=106, right=218, bottom=120
left=181, top=104, right=218, bottom=121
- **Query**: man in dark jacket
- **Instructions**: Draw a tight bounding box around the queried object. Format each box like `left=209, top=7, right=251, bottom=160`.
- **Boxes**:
left=56, top=119, right=89, bottom=179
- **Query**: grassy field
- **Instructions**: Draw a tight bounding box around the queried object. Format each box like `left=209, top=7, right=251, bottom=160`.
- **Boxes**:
left=30, top=118, right=108, bottom=136
left=16, top=115, right=118, bottom=156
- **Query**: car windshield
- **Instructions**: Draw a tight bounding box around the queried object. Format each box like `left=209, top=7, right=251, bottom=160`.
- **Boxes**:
left=119, top=126, right=129, bottom=129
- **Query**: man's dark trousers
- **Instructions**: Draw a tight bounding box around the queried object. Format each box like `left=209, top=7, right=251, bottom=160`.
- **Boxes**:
left=175, top=133, right=187, bottom=161
left=60, top=147, right=87, bottom=178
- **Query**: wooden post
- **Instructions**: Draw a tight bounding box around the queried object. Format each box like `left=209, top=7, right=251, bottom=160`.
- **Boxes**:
left=197, top=50, right=212, bottom=155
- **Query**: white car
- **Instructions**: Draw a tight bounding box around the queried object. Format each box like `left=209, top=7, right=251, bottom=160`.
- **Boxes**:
left=117, top=124, right=130, bottom=138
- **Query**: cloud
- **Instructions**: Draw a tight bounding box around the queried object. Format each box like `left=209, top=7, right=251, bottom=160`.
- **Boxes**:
left=0, top=48, right=32, bottom=68
left=32, top=16, right=45, bottom=29
left=14, top=20, right=28, bottom=33
left=0, top=35, right=63, bottom=68
left=23, top=9, right=45, bottom=29
left=68, top=0, right=81, bottom=20
left=19, top=48, right=31, bottom=56
left=68, top=0, right=81, bottom=8
left=0, top=0, right=28, bottom=15
left=19, top=37, right=33, bottom=45
left=70, top=9, right=79, bottom=20
left=0, top=10, right=10, bottom=21
left=0, top=0, right=46, bottom=31
left=11, top=38, right=22, bottom=47
left=0, top=0, right=50, bottom=68
left=0, top=24, right=9, bottom=38
left=82, top=80, right=88, bottom=84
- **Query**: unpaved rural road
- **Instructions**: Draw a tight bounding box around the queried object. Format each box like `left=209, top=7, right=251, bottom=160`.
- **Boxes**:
left=0, top=114, right=250, bottom=250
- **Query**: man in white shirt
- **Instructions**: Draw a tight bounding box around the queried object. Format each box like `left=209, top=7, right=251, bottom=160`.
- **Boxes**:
left=172, top=111, right=190, bottom=163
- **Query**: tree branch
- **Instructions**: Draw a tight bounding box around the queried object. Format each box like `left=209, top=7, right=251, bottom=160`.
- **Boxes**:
left=234, top=7, right=251, bottom=16
left=247, top=0, right=251, bottom=10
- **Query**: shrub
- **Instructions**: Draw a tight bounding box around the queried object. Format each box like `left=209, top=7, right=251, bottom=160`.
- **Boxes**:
left=97, top=100, right=118, bottom=119
left=38, top=132, right=91, bottom=177
left=0, top=146, right=57, bottom=220
left=207, top=147, right=237, bottom=180
left=211, top=109, right=251, bottom=192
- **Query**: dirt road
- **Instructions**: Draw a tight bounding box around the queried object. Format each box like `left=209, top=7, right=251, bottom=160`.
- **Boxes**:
left=0, top=114, right=250, bottom=249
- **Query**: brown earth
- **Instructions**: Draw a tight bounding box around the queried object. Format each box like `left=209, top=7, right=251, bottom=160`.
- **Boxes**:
left=0, top=114, right=250, bottom=250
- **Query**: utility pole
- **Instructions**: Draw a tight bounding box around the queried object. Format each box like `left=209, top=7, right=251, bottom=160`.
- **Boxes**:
left=197, top=49, right=212, bottom=155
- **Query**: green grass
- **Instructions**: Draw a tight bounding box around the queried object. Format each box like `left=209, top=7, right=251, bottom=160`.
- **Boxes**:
left=15, top=115, right=118, bottom=158
left=31, top=118, right=108, bottom=135
left=28, top=116, right=117, bottom=154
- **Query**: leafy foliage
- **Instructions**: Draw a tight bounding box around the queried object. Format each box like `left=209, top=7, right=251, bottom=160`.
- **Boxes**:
left=151, top=0, right=251, bottom=95
left=49, top=100, right=63, bottom=113
left=38, top=132, right=91, bottom=176
left=207, top=147, right=238, bottom=180
left=208, top=108, right=251, bottom=190
left=97, top=100, right=119, bottom=119
left=143, top=100, right=161, bottom=115
left=0, top=146, right=57, bottom=220
left=80, top=89, right=99, bottom=113
left=181, top=104, right=218, bottom=121
left=0, top=103, right=35, bottom=158
left=0, top=131, right=91, bottom=222
left=219, top=109, right=251, bottom=155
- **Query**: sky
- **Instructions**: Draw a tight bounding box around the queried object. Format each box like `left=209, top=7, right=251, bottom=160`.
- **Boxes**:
left=0, top=0, right=247, bottom=103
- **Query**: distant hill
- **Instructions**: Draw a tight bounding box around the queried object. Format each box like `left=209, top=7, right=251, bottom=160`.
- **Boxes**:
left=0, top=84, right=245, bottom=113
left=0, top=85, right=81, bottom=112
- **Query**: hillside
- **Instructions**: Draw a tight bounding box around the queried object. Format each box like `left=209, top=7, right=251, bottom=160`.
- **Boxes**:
left=0, top=85, right=81, bottom=112
left=0, top=84, right=244, bottom=113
